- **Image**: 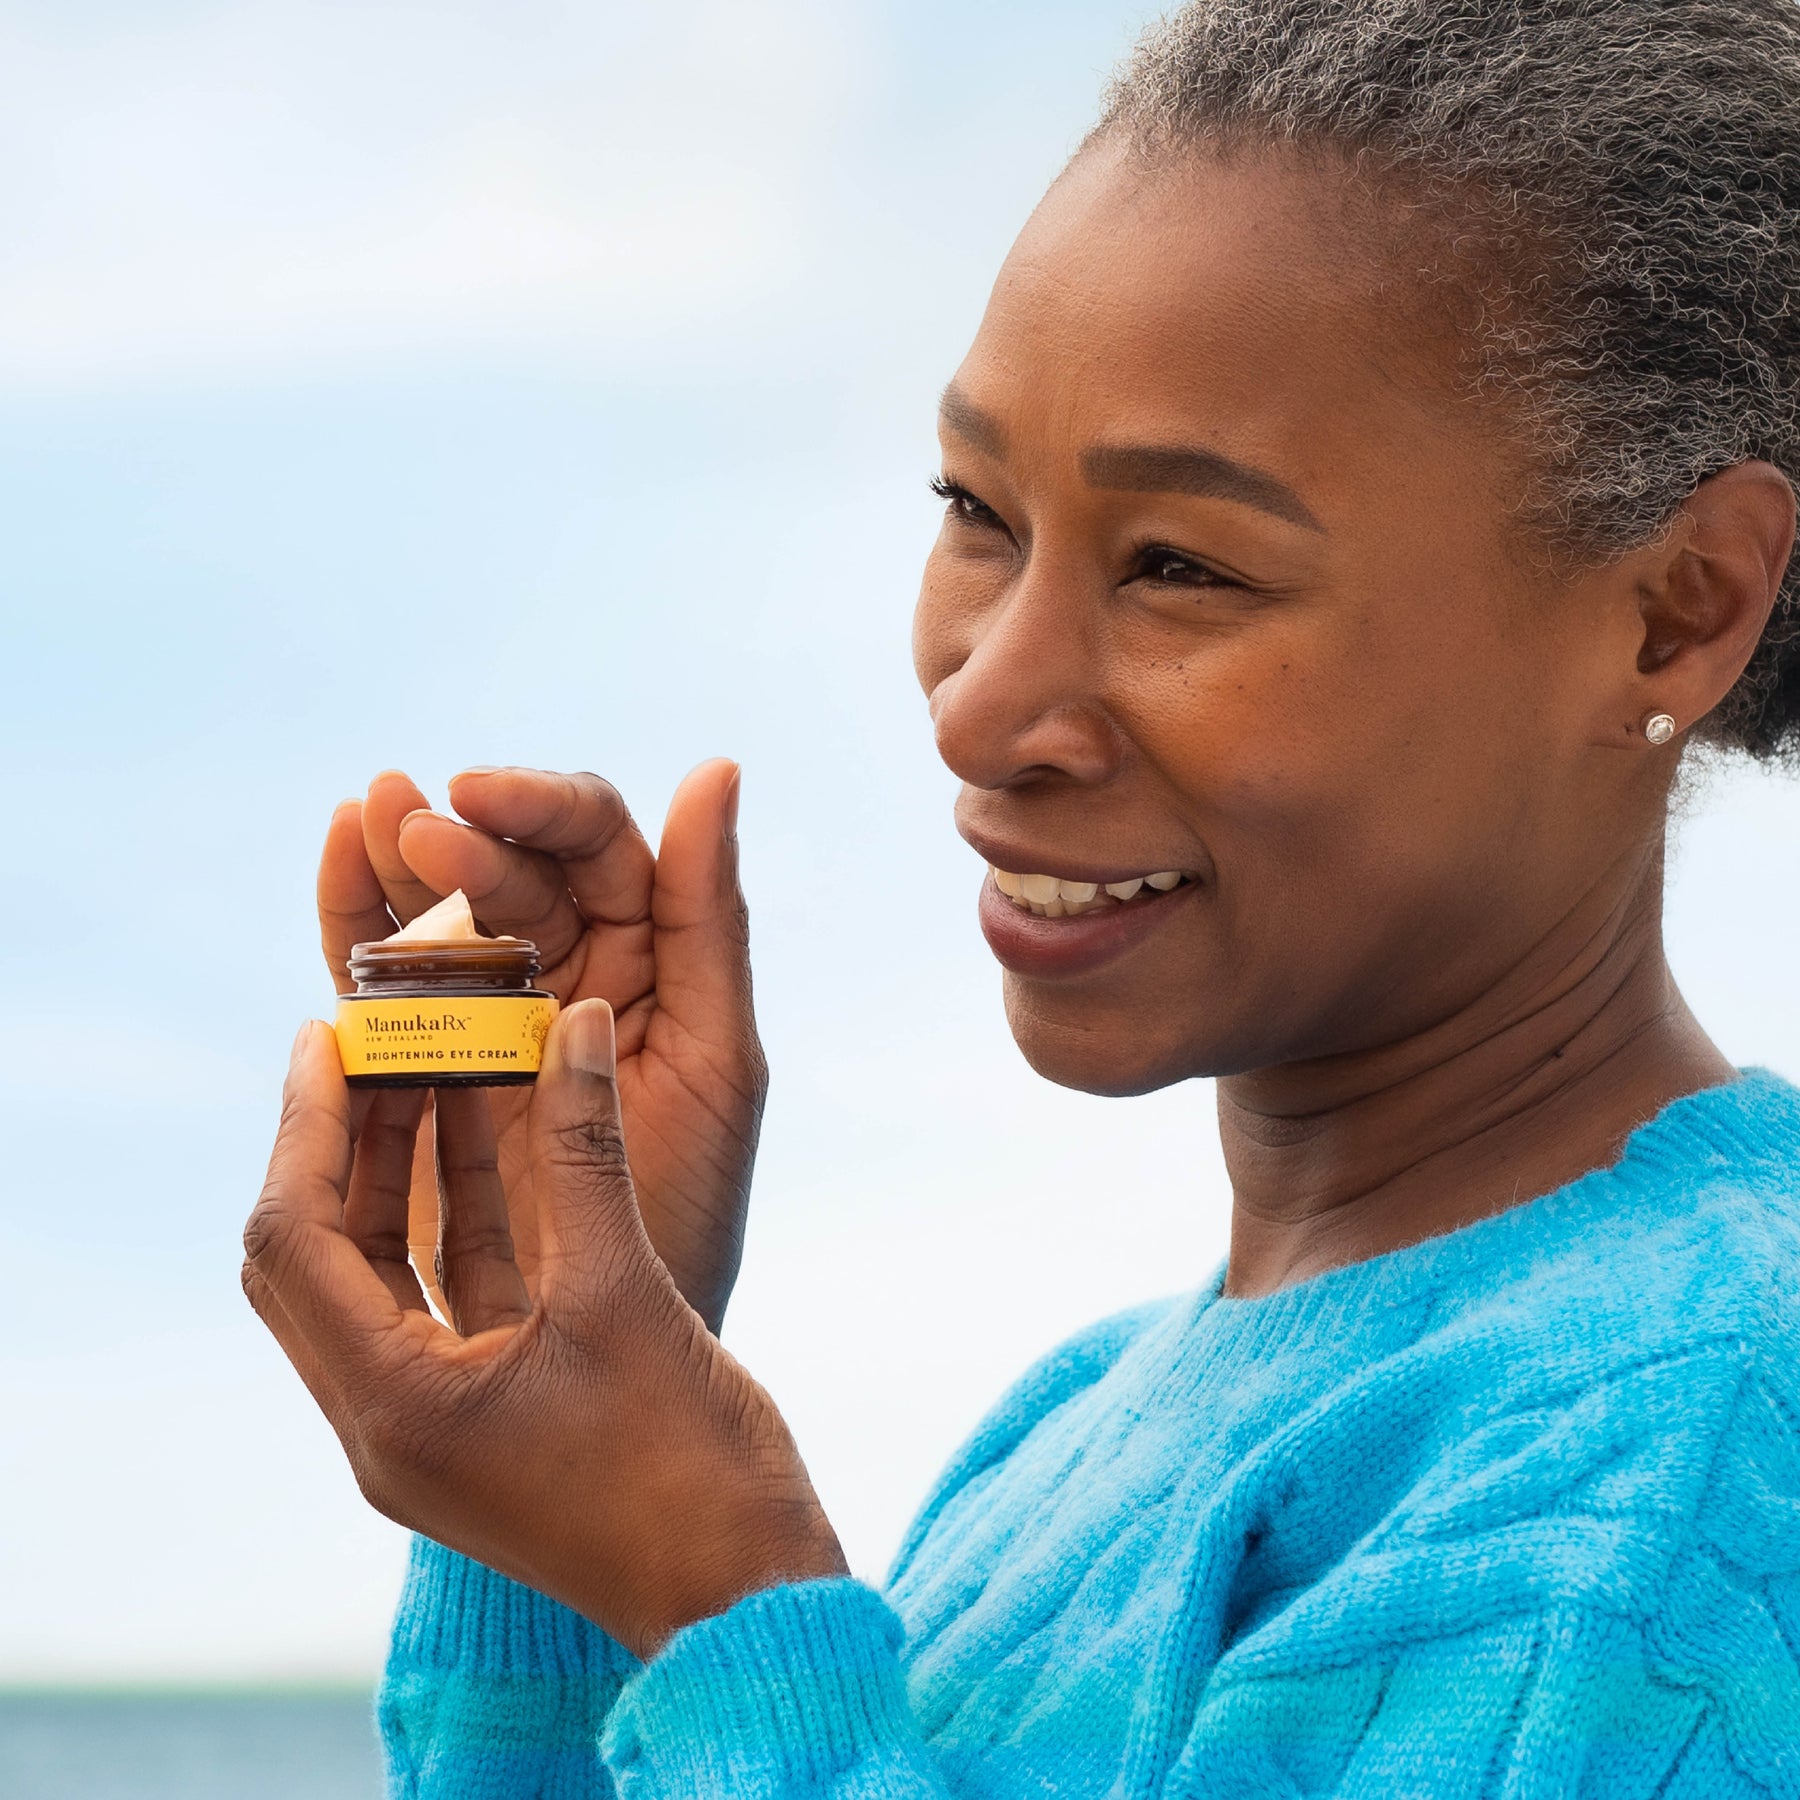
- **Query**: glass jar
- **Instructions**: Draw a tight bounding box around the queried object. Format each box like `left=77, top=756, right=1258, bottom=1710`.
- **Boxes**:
left=334, top=938, right=559, bottom=1089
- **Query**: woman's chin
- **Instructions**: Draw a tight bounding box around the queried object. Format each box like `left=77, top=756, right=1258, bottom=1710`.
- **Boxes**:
left=1001, top=980, right=1226, bottom=1097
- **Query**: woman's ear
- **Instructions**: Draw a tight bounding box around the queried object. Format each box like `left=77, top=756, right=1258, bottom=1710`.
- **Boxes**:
left=1626, top=460, right=1795, bottom=736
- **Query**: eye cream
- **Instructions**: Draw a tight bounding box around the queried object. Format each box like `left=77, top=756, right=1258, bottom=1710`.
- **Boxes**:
left=334, top=891, right=558, bottom=1088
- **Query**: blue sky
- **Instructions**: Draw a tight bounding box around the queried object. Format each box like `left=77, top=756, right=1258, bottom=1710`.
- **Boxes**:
left=4, top=0, right=1800, bottom=1683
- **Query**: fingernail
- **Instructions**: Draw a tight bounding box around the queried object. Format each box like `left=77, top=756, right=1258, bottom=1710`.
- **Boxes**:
left=290, top=1021, right=314, bottom=1066
left=562, top=1000, right=616, bottom=1078
left=723, top=764, right=742, bottom=839
left=457, top=766, right=503, bottom=778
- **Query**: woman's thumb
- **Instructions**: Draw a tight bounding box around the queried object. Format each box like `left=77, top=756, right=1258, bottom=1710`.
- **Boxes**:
left=528, top=999, right=648, bottom=1309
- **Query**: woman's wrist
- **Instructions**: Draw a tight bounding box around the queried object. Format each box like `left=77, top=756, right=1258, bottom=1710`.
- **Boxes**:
left=621, top=1501, right=851, bottom=1660
left=568, top=1425, right=850, bottom=1659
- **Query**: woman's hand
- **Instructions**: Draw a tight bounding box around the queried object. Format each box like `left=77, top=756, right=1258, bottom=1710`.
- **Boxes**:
left=242, top=1003, right=846, bottom=1660
left=318, top=761, right=761, bottom=1333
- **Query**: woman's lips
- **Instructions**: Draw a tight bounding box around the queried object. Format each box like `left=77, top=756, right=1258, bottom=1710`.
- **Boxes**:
left=977, top=870, right=1197, bottom=980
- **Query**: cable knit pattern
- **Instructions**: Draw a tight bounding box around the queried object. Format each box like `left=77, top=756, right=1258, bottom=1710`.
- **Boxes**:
left=382, top=1069, right=1800, bottom=1798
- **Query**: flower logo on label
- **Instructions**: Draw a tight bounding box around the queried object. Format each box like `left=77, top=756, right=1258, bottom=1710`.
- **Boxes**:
left=528, top=1009, right=554, bottom=1053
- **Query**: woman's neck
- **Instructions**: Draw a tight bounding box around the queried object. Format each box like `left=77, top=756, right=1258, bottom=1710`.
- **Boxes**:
left=1215, top=873, right=1735, bottom=1298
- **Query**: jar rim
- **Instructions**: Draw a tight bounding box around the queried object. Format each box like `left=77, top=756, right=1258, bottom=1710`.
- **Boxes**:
left=347, top=937, right=541, bottom=976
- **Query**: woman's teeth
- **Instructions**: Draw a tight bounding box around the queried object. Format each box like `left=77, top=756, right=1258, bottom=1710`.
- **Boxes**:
left=991, top=866, right=1193, bottom=918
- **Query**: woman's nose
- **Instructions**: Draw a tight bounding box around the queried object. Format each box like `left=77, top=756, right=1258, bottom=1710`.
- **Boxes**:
left=929, top=575, right=1122, bottom=791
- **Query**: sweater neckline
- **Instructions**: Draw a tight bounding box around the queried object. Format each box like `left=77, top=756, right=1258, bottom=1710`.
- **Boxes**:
left=1191, top=1065, right=1791, bottom=1338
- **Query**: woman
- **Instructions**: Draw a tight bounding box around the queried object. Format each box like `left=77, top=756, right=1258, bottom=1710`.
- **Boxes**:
left=246, top=2, right=1800, bottom=1793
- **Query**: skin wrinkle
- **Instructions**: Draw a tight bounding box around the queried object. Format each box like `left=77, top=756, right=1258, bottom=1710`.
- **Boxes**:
left=1225, top=942, right=1679, bottom=1238
left=1240, top=840, right=1663, bottom=1128
left=1228, top=923, right=1660, bottom=1163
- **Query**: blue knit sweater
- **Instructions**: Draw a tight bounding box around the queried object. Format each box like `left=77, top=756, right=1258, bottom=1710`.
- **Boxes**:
left=380, top=1070, right=1800, bottom=1798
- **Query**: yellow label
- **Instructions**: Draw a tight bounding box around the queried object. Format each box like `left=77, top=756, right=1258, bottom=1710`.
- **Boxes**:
left=335, top=994, right=559, bottom=1078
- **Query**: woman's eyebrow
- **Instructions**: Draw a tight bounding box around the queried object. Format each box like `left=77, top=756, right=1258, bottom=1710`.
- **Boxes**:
left=1081, top=444, right=1323, bottom=532
left=938, top=383, right=1006, bottom=457
left=939, top=384, right=1321, bottom=533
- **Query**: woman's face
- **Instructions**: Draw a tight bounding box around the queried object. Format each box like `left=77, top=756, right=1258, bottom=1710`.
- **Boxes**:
left=913, top=138, right=1657, bottom=1096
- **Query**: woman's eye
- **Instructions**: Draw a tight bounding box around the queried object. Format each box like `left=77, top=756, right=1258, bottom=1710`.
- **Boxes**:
left=930, top=475, right=1001, bottom=528
left=1135, top=547, right=1227, bottom=589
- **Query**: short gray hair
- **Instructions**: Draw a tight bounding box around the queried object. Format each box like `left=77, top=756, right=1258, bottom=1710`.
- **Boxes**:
left=1099, top=0, right=1800, bottom=759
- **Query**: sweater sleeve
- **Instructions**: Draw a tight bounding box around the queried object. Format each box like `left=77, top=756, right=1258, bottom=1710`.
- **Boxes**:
left=379, top=1536, right=640, bottom=1799
left=601, top=1578, right=948, bottom=1799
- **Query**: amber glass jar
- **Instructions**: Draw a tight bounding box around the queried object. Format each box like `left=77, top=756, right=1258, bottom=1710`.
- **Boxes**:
left=334, top=939, right=558, bottom=1089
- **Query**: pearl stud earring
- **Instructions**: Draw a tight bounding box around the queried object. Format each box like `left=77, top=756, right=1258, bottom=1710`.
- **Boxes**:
left=1644, top=712, right=1677, bottom=746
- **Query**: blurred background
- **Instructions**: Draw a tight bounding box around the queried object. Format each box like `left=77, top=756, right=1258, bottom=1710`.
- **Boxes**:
left=3, top=2, right=1799, bottom=1793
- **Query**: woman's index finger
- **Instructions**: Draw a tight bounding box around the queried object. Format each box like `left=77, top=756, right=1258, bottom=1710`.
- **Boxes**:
left=318, top=799, right=394, bottom=995
left=362, top=770, right=444, bottom=926
left=447, top=768, right=655, bottom=928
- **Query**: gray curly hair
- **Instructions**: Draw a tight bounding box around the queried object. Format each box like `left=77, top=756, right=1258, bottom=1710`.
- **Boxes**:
left=1098, top=0, right=1800, bottom=759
